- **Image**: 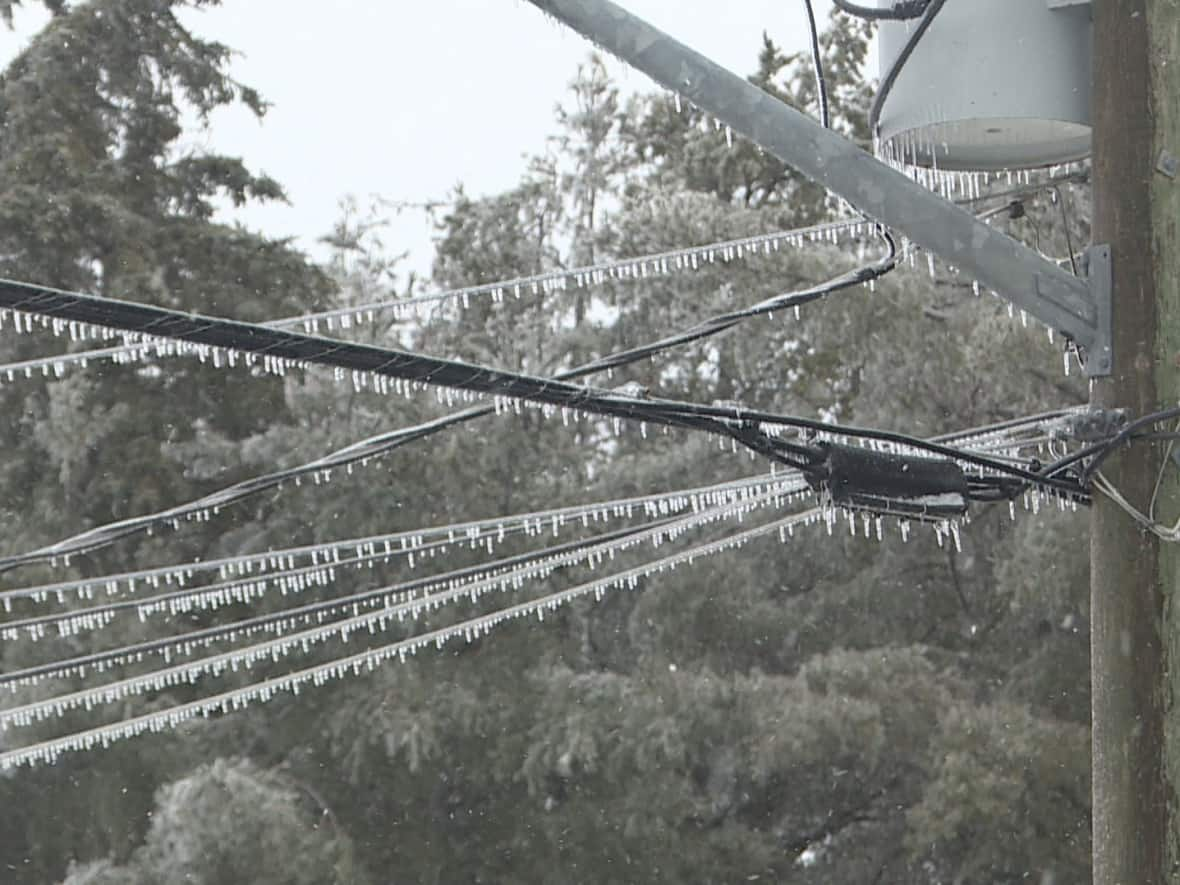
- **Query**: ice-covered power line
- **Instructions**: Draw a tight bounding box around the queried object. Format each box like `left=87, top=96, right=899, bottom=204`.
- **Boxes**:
left=0, top=505, right=823, bottom=770
left=0, top=172, right=1083, bottom=385
left=0, top=408, right=1076, bottom=646
left=0, top=240, right=920, bottom=574
left=0, top=219, right=873, bottom=383
left=0, top=484, right=795, bottom=707
left=0, top=232, right=1089, bottom=590
left=0, top=481, right=807, bottom=656
left=0, top=349, right=1084, bottom=583
left=0, top=518, right=693, bottom=689
left=2, top=474, right=792, bottom=613
left=0, top=406, right=1094, bottom=767
left=0, top=408, right=1085, bottom=695
left=0, top=188, right=1089, bottom=580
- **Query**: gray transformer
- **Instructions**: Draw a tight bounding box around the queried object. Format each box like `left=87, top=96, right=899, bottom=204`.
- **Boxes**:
left=876, top=0, right=1092, bottom=171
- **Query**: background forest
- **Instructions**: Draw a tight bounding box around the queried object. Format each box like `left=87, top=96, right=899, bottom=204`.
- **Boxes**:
left=0, top=1, right=1093, bottom=883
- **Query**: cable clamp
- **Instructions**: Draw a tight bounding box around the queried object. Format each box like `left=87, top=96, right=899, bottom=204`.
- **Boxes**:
left=807, top=443, right=969, bottom=519
left=1059, top=408, right=1129, bottom=443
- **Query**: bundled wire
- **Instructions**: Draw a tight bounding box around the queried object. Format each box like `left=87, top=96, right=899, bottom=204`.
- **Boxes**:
left=0, top=178, right=1088, bottom=576
left=801, top=0, right=830, bottom=129
left=1036, top=407, right=1177, bottom=486
left=0, top=404, right=1078, bottom=621
left=1037, top=406, right=1180, bottom=541
left=0, top=259, right=1086, bottom=577
left=0, top=197, right=1087, bottom=582
left=0, top=408, right=1081, bottom=667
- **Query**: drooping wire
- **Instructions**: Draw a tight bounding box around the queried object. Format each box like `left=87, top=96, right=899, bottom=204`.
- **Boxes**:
left=800, top=0, right=904, bottom=329
left=801, top=0, right=830, bottom=129
left=1090, top=472, right=1179, bottom=541
left=1089, top=413, right=1180, bottom=542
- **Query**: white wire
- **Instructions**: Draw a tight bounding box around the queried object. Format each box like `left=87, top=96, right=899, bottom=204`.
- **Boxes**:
left=1093, top=470, right=1180, bottom=542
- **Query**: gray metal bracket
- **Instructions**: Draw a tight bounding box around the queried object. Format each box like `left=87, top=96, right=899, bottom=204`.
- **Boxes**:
left=1082, top=244, right=1113, bottom=375
left=527, top=0, right=1114, bottom=376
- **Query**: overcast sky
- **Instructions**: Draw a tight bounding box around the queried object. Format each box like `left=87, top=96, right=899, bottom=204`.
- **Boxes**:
left=1, top=1, right=838, bottom=276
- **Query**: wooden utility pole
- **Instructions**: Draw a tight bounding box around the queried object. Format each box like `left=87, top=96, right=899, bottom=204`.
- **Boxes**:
left=1090, top=1, right=1180, bottom=881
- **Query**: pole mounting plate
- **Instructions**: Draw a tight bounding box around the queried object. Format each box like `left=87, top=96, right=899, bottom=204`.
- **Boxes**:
left=1083, top=244, right=1113, bottom=377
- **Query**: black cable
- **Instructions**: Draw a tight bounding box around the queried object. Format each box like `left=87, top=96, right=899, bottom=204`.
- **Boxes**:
left=832, top=0, right=930, bottom=20
left=869, top=0, right=949, bottom=140
left=1047, top=184, right=1080, bottom=276
left=1079, top=407, right=1180, bottom=482
left=1037, top=406, right=1180, bottom=485
left=3, top=405, right=1093, bottom=686
left=801, top=0, right=830, bottom=129
left=0, top=276, right=821, bottom=462
left=568, top=229, right=896, bottom=377
left=0, top=408, right=494, bottom=575
left=699, top=400, right=1080, bottom=495
left=4, top=411, right=1078, bottom=631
